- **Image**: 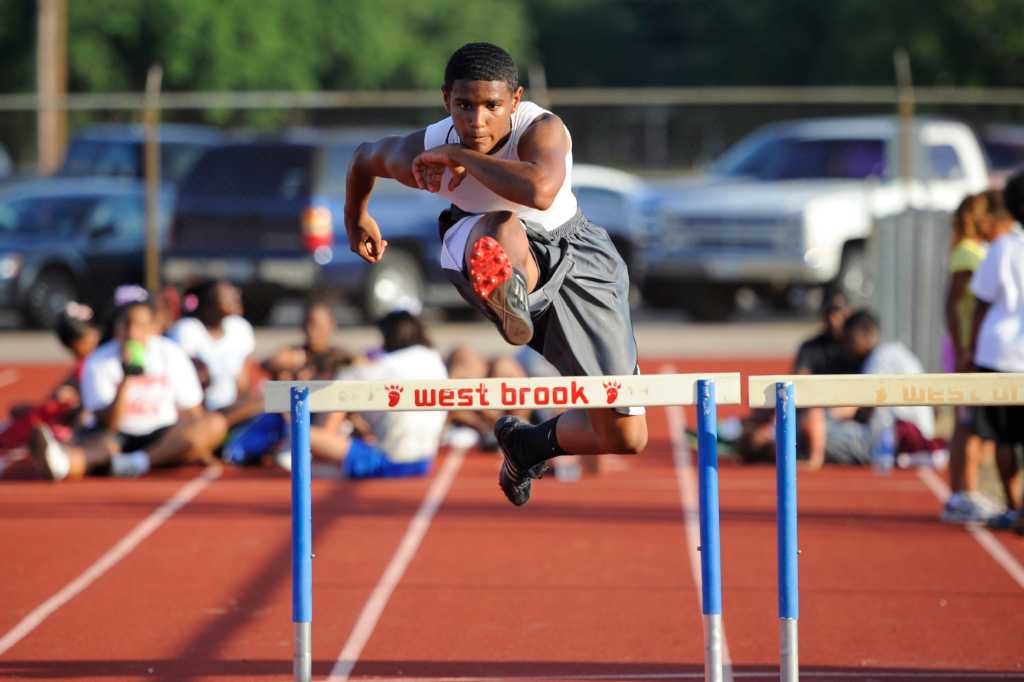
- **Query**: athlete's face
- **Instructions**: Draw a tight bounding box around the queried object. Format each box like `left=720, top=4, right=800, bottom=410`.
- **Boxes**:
left=443, top=80, right=523, bottom=153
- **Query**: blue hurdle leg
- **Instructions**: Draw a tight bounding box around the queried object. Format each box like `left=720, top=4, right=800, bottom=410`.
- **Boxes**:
left=696, top=379, right=724, bottom=682
left=291, top=386, right=312, bottom=682
left=775, top=382, right=799, bottom=682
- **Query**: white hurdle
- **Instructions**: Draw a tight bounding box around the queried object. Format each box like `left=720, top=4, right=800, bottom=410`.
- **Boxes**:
left=265, top=372, right=742, bottom=682
left=747, top=371, right=1024, bottom=682
left=748, top=372, right=1024, bottom=409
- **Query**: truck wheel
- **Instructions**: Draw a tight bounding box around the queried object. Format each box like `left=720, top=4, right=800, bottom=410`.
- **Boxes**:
left=680, top=284, right=739, bottom=322
left=23, top=268, right=77, bottom=329
left=832, top=243, right=873, bottom=306
left=363, top=250, right=424, bottom=322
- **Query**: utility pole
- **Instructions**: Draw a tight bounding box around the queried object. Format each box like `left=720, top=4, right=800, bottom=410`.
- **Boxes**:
left=36, top=0, right=68, bottom=174
left=143, top=65, right=163, bottom=294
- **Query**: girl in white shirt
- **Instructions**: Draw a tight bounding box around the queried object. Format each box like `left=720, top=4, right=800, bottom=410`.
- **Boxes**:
left=29, top=299, right=228, bottom=481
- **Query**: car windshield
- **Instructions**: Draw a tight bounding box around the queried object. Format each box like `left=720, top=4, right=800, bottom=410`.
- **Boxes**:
left=0, top=195, right=101, bottom=237
left=182, top=145, right=314, bottom=199
left=984, top=141, right=1024, bottom=172
left=60, top=139, right=211, bottom=184
left=710, top=136, right=888, bottom=180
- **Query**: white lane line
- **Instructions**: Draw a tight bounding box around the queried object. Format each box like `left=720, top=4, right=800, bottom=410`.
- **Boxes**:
left=917, top=467, right=1024, bottom=589
left=327, top=448, right=466, bottom=681
left=0, top=465, right=222, bottom=656
left=0, top=367, right=19, bottom=389
left=661, top=365, right=734, bottom=682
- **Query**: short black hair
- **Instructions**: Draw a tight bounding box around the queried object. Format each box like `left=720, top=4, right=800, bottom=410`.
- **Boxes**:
left=378, top=310, right=431, bottom=353
left=1005, top=170, right=1024, bottom=225
left=54, top=304, right=97, bottom=350
left=983, top=188, right=1008, bottom=217
left=843, top=308, right=880, bottom=336
left=821, top=290, right=849, bottom=317
left=444, top=42, right=518, bottom=91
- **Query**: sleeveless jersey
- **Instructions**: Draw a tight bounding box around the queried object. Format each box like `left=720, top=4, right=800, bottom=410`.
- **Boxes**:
left=422, top=101, right=577, bottom=231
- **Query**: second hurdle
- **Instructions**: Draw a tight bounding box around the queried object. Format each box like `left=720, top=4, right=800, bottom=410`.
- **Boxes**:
left=748, top=371, right=1024, bottom=682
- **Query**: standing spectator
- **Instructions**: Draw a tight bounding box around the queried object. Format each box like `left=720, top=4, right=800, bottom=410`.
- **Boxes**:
left=969, top=172, right=1024, bottom=532
left=279, top=311, right=447, bottom=479
left=942, top=193, right=1000, bottom=522
left=29, top=297, right=227, bottom=481
left=169, top=280, right=255, bottom=417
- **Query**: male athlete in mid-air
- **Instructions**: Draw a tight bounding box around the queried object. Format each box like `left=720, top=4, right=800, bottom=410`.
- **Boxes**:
left=345, top=42, right=647, bottom=505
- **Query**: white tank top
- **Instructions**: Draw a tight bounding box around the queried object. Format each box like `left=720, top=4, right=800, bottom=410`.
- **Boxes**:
left=422, top=101, right=577, bottom=231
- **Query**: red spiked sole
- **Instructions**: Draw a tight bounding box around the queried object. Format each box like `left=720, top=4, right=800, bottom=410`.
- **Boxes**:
left=468, top=236, right=514, bottom=300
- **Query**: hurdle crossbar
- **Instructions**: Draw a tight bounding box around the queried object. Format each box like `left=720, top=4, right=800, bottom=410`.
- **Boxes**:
left=748, top=372, right=1024, bottom=408
left=265, top=372, right=742, bottom=414
left=265, top=373, right=741, bottom=682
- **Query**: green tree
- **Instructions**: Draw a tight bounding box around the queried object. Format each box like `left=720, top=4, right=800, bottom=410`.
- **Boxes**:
left=66, top=0, right=529, bottom=93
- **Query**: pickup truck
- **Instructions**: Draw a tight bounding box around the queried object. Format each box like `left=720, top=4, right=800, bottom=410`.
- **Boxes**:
left=642, top=116, right=990, bottom=320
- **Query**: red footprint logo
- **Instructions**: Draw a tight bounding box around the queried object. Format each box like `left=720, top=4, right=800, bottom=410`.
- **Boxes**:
left=386, top=385, right=403, bottom=407
left=603, top=381, right=621, bottom=403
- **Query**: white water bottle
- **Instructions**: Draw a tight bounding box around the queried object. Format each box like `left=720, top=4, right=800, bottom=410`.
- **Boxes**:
left=871, top=423, right=896, bottom=474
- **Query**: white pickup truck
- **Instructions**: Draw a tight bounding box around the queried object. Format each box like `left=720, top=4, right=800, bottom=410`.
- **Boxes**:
left=643, top=116, right=990, bottom=320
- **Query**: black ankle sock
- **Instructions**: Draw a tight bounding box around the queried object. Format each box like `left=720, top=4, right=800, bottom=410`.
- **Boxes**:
left=516, top=415, right=567, bottom=469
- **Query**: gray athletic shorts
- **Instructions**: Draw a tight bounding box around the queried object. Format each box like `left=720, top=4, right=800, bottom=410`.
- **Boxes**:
left=440, top=207, right=642, bottom=413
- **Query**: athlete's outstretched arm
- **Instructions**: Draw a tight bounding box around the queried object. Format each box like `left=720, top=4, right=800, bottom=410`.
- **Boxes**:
left=345, top=130, right=425, bottom=263
left=412, top=114, right=569, bottom=210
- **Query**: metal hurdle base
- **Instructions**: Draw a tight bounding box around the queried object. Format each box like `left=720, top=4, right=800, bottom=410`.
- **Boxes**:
left=780, top=618, right=798, bottom=682
left=703, top=614, right=724, bottom=682
left=294, top=622, right=311, bottom=682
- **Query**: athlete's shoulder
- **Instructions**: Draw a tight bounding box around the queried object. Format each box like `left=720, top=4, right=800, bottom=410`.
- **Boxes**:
left=425, top=115, right=457, bottom=149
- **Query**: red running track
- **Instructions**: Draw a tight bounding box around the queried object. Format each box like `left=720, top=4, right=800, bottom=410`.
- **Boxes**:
left=1, top=358, right=1023, bottom=681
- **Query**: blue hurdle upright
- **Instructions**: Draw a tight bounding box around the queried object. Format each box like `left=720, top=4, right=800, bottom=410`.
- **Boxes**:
left=775, top=382, right=799, bottom=682
left=696, top=379, right=725, bottom=682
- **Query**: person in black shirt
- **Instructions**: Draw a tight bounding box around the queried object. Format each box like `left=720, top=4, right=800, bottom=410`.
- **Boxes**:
left=737, top=292, right=853, bottom=466
left=794, top=292, right=857, bottom=375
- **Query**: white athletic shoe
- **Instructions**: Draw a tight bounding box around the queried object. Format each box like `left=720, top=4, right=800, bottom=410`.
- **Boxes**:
left=274, top=449, right=291, bottom=472
left=940, top=492, right=1002, bottom=524
left=29, top=425, right=71, bottom=481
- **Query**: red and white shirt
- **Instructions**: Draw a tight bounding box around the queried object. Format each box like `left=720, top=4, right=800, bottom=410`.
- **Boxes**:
left=81, top=336, right=204, bottom=436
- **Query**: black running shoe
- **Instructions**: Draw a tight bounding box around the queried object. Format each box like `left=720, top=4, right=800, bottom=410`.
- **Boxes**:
left=495, top=415, right=550, bottom=506
left=468, top=236, right=533, bottom=346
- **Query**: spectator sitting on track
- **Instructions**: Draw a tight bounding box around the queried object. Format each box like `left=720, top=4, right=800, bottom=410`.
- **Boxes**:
left=262, top=300, right=357, bottom=381
left=276, top=310, right=447, bottom=479
left=840, top=309, right=946, bottom=465
left=445, top=345, right=530, bottom=450
left=28, top=296, right=228, bottom=481
left=967, top=171, right=1024, bottom=533
left=941, top=192, right=1000, bottom=523
left=736, top=292, right=854, bottom=467
left=220, top=301, right=361, bottom=465
left=168, top=280, right=255, bottom=423
left=0, top=302, right=101, bottom=451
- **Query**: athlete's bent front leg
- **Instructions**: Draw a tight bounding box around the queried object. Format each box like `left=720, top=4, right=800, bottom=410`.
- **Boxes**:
left=464, top=211, right=540, bottom=292
left=463, top=211, right=539, bottom=346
